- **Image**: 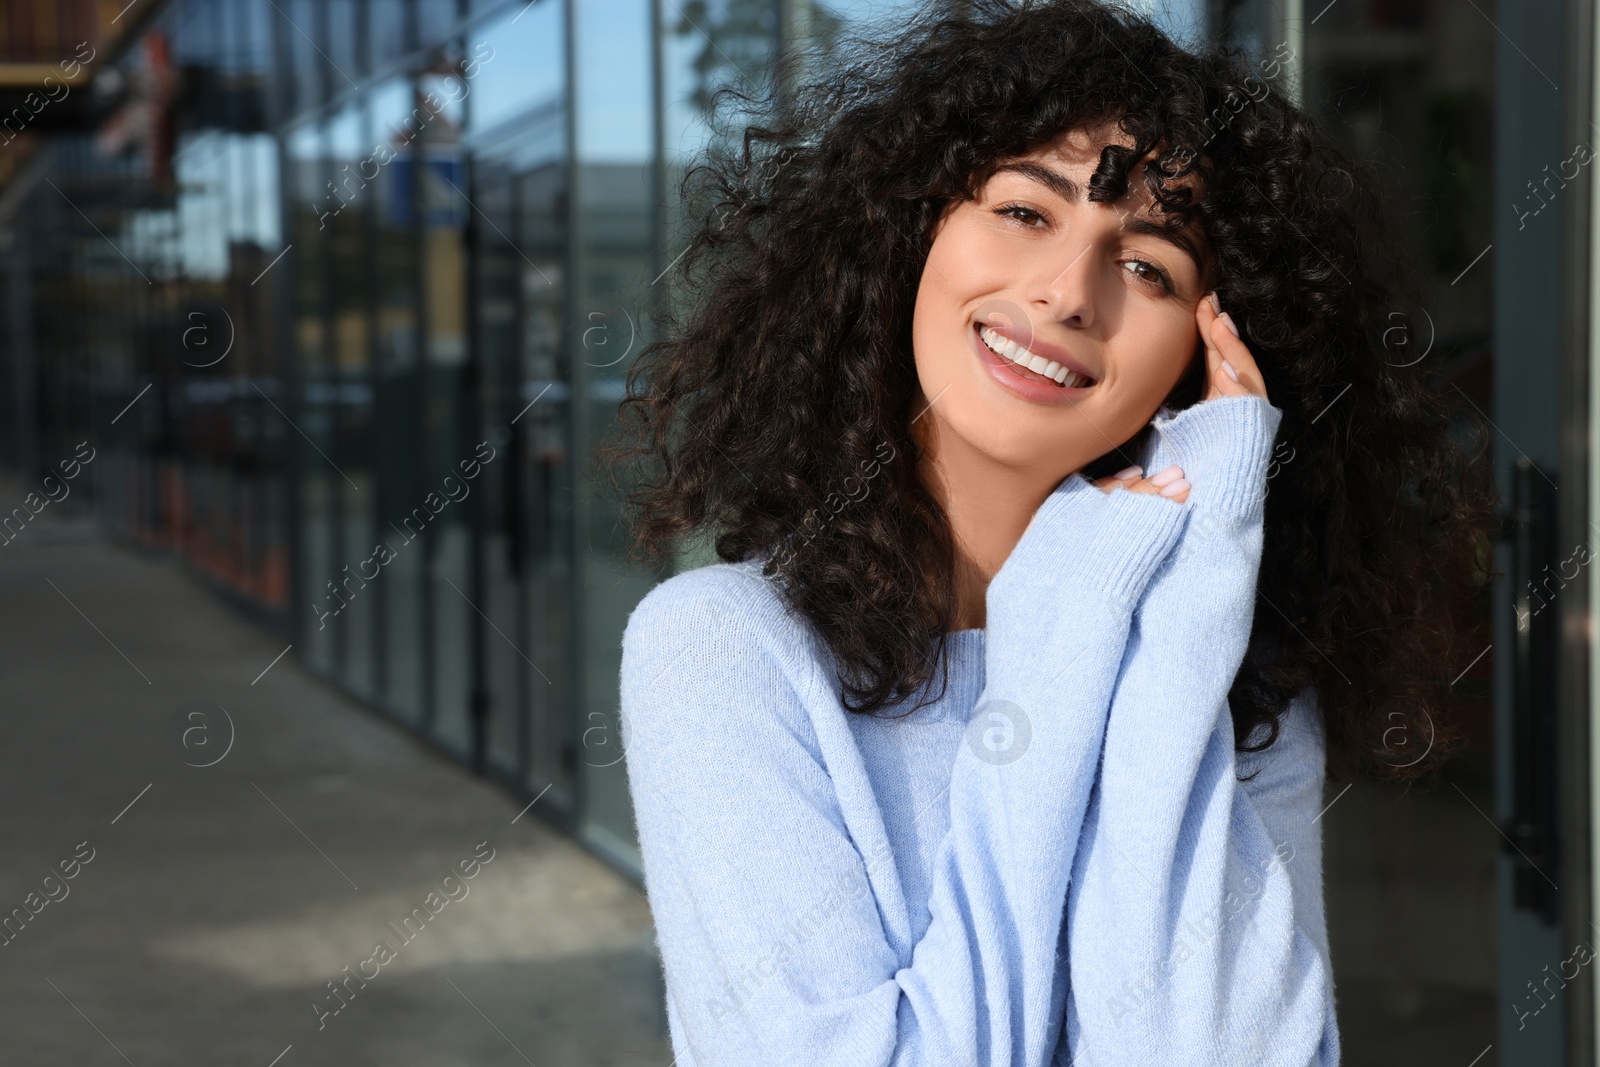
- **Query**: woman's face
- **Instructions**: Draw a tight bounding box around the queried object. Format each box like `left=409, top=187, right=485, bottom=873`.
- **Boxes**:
left=910, top=126, right=1212, bottom=479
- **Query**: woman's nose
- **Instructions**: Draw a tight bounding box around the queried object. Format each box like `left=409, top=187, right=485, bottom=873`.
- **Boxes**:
left=1027, top=237, right=1097, bottom=328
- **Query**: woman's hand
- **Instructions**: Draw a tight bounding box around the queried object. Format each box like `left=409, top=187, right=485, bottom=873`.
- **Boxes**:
left=1196, top=290, right=1269, bottom=403
left=1094, top=463, right=1191, bottom=504
left=1092, top=291, right=1270, bottom=504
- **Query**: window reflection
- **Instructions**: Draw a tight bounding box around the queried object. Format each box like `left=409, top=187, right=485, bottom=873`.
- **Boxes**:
left=576, top=0, right=657, bottom=865
left=288, top=118, right=337, bottom=672
left=87, top=0, right=295, bottom=614
left=281, top=0, right=325, bottom=118
left=328, top=98, right=376, bottom=695
left=368, top=0, right=410, bottom=71
left=1288, top=0, right=1499, bottom=1057
left=418, top=0, right=462, bottom=45
left=468, top=0, right=573, bottom=800
left=416, top=56, right=475, bottom=754
left=371, top=74, right=427, bottom=724
left=327, top=0, right=362, bottom=82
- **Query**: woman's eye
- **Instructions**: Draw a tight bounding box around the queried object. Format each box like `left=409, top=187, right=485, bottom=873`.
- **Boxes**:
left=1125, top=257, right=1174, bottom=293
left=995, top=204, right=1047, bottom=228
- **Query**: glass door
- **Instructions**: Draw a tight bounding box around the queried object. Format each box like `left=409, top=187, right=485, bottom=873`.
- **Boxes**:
left=466, top=3, right=578, bottom=819
left=1253, top=0, right=1597, bottom=1059
left=1278, top=0, right=1507, bottom=1056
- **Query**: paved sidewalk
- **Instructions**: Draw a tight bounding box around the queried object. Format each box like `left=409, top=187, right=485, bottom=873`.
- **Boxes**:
left=0, top=479, right=669, bottom=1066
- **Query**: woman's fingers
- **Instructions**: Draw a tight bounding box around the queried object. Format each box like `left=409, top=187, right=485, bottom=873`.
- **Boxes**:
left=1195, top=292, right=1225, bottom=394
left=1141, top=464, right=1191, bottom=503
left=1195, top=291, right=1269, bottom=403
left=1092, top=464, right=1190, bottom=504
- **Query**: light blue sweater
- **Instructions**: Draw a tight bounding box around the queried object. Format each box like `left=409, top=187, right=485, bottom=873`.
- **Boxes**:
left=619, top=394, right=1340, bottom=1066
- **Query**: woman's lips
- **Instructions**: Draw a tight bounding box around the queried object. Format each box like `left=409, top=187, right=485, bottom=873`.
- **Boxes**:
left=970, top=323, right=1095, bottom=405
left=977, top=321, right=1098, bottom=384
left=997, top=353, right=1058, bottom=385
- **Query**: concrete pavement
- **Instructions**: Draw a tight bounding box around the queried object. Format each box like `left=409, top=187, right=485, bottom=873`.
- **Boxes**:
left=0, top=477, right=670, bottom=1066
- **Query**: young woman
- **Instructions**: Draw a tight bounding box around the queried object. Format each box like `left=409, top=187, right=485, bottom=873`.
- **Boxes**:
left=605, top=0, right=1497, bottom=1063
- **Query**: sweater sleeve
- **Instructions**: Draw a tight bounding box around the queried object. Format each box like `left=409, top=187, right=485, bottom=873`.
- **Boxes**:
left=1056, top=394, right=1340, bottom=1065
left=619, top=474, right=1192, bottom=1067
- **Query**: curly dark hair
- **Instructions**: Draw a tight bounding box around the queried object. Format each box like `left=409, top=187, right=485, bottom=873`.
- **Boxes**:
left=602, top=0, right=1500, bottom=784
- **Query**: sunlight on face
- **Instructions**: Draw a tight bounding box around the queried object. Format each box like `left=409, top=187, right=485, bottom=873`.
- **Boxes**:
left=910, top=125, right=1212, bottom=478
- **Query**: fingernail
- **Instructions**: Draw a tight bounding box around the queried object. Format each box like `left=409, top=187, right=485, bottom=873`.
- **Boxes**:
left=1159, top=477, right=1191, bottom=499
left=1147, top=464, right=1182, bottom=488
left=1206, top=291, right=1221, bottom=316
left=1222, top=359, right=1240, bottom=383
left=1111, top=465, right=1143, bottom=480
left=1217, top=311, right=1239, bottom=339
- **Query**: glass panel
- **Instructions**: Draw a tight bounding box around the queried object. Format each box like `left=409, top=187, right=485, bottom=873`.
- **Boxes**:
left=279, top=0, right=325, bottom=118
left=368, top=0, right=411, bottom=71
left=469, top=2, right=563, bottom=134
left=233, top=130, right=291, bottom=608
left=371, top=74, right=427, bottom=725
left=473, top=160, right=523, bottom=777
left=471, top=0, right=520, bottom=18
left=419, top=0, right=461, bottom=47
left=59, top=0, right=291, bottom=619
left=1276, top=0, right=1499, bottom=1058
left=466, top=1, right=571, bottom=789
left=170, top=120, right=231, bottom=599
left=574, top=0, right=658, bottom=863
left=519, top=157, right=574, bottom=801
left=230, top=0, right=291, bottom=614
left=328, top=97, right=378, bottom=697
left=288, top=118, right=337, bottom=673
left=234, top=0, right=275, bottom=85
left=417, top=58, right=474, bottom=756
left=327, top=0, right=363, bottom=84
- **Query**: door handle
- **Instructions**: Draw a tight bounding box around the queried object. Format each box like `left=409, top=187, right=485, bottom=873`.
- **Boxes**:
left=1502, top=455, right=1561, bottom=925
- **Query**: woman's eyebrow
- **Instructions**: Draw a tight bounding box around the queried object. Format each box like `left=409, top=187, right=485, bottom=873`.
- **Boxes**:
left=996, top=161, right=1083, bottom=203
left=994, top=160, right=1207, bottom=278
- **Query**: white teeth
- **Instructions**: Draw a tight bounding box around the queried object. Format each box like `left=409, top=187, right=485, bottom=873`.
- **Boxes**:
left=979, top=325, right=1093, bottom=388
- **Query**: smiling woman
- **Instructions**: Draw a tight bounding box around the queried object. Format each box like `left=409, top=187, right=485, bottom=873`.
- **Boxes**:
left=909, top=128, right=1229, bottom=625
left=600, top=0, right=1498, bottom=1063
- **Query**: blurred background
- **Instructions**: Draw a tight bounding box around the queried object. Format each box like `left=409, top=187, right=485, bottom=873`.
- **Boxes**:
left=0, top=0, right=1585, bottom=1063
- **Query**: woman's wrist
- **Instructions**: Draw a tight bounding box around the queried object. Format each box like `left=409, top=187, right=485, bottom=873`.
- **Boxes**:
left=1140, top=394, right=1283, bottom=522
left=988, top=470, right=1190, bottom=615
